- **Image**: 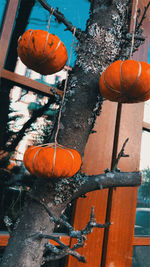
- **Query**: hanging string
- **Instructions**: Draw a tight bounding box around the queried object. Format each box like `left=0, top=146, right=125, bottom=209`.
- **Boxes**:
left=42, top=8, right=55, bottom=54
left=47, top=8, right=55, bottom=32
left=54, top=27, right=76, bottom=144
left=129, top=0, right=139, bottom=58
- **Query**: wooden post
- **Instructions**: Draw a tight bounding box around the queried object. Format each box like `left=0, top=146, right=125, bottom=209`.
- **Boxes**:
left=0, top=0, right=20, bottom=72
left=66, top=101, right=118, bottom=266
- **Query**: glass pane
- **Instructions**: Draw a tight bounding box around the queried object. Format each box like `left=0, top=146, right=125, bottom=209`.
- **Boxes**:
left=135, top=131, right=150, bottom=236
left=134, top=205, right=150, bottom=236
left=132, top=246, right=150, bottom=267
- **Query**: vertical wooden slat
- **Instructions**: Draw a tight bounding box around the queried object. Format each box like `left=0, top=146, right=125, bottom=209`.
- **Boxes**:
left=0, top=233, right=71, bottom=247
left=0, top=0, right=20, bottom=71
left=102, top=102, right=144, bottom=267
left=100, top=102, right=123, bottom=265
left=66, top=101, right=118, bottom=266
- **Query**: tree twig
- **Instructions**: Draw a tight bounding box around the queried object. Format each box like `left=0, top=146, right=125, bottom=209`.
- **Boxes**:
left=31, top=206, right=109, bottom=263
left=37, top=0, right=82, bottom=38
left=112, top=138, right=129, bottom=171
left=136, top=1, right=150, bottom=31
left=43, top=243, right=86, bottom=262
left=33, top=233, right=86, bottom=262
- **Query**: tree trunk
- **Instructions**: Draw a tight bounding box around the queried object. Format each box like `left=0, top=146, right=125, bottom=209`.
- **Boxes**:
left=1, top=1, right=132, bottom=266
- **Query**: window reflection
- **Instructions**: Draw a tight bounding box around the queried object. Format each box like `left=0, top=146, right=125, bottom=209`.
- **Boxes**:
left=132, top=246, right=150, bottom=267
left=135, top=207, right=150, bottom=236
left=135, top=130, right=150, bottom=236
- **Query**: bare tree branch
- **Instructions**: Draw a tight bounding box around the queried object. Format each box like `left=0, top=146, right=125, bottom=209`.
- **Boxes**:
left=54, top=171, right=142, bottom=204
left=136, top=1, right=150, bottom=31
left=43, top=242, right=86, bottom=262
left=112, top=138, right=129, bottom=171
left=30, top=207, right=109, bottom=263
left=37, top=0, right=82, bottom=38
left=28, top=168, right=142, bottom=212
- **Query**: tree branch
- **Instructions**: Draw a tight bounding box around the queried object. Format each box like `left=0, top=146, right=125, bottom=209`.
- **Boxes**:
left=29, top=207, right=109, bottom=263
left=112, top=138, right=129, bottom=171
left=54, top=171, right=142, bottom=204
left=37, top=0, right=82, bottom=38
left=136, top=1, right=150, bottom=31
left=43, top=242, right=86, bottom=262
left=54, top=138, right=141, bottom=203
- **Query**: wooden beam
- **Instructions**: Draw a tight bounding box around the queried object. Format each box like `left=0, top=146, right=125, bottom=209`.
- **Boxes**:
left=0, top=0, right=20, bottom=71
left=0, top=69, right=63, bottom=96
left=0, top=232, right=70, bottom=247
left=0, top=232, right=9, bottom=247
left=133, top=237, right=150, bottom=246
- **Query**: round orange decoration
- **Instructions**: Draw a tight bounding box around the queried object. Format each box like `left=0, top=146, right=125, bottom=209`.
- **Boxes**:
left=23, top=144, right=82, bottom=178
left=17, top=29, right=68, bottom=75
left=23, top=145, right=41, bottom=175
left=99, top=59, right=150, bottom=103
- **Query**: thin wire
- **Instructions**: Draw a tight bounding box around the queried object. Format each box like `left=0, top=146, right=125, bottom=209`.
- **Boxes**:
left=54, top=27, right=76, bottom=144
left=129, top=0, right=139, bottom=58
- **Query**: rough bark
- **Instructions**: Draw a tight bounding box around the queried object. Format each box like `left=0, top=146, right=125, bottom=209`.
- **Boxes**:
left=58, top=0, right=132, bottom=154
left=1, top=1, right=136, bottom=266
left=1, top=171, right=141, bottom=267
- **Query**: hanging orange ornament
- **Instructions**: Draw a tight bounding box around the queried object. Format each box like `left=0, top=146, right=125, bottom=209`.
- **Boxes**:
left=99, top=59, right=150, bottom=103
left=23, top=144, right=82, bottom=178
left=17, top=29, right=68, bottom=75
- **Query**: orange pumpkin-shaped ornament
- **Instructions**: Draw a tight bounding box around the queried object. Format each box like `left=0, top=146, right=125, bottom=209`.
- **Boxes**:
left=17, top=29, right=68, bottom=75
left=23, top=143, right=82, bottom=178
left=99, top=59, right=150, bottom=103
